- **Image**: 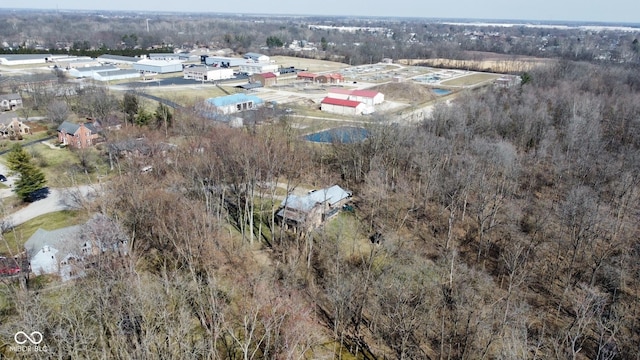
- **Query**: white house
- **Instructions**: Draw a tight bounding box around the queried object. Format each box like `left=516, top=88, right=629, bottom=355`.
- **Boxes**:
left=24, top=215, right=129, bottom=281
left=320, top=97, right=368, bottom=116
left=183, top=66, right=234, bottom=82
left=0, top=93, right=23, bottom=111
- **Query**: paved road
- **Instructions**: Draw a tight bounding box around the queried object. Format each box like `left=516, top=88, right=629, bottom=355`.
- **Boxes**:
left=2, top=185, right=97, bottom=228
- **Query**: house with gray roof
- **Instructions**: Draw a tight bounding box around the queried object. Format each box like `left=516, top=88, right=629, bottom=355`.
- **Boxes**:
left=0, top=93, right=23, bottom=111
left=57, top=120, right=99, bottom=148
left=24, top=215, right=129, bottom=281
left=277, top=185, right=352, bottom=231
left=24, top=226, right=85, bottom=280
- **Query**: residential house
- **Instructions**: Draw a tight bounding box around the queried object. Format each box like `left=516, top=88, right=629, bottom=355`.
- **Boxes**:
left=24, top=214, right=129, bottom=281
left=57, top=120, right=99, bottom=148
left=0, top=93, right=23, bottom=111
left=277, top=185, right=352, bottom=231
left=0, top=118, right=30, bottom=137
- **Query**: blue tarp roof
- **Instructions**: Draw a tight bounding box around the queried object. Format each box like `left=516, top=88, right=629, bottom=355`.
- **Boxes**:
left=206, top=93, right=264, bottom=107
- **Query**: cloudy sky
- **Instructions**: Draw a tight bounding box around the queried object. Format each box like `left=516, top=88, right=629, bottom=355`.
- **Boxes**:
left=2, top=0, right=639, bottom=23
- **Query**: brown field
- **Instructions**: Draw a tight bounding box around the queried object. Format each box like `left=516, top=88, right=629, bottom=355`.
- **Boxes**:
left=270, top=56, right=351, bottom=73
left=440, top=73, right=501, bottom=87
left=398, top=56, right=555, bottom=73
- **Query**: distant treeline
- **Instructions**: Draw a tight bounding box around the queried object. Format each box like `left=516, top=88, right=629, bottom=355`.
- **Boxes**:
left=0, top=47, right=175, bottom=58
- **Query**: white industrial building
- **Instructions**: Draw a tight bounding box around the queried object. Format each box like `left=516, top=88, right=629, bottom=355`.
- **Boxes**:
left=320, top=97, right=369, bottom=116
left=133, top=59, right=184, bottom=74
left=93, top=69, right=141, bottom=82
left=98, top=54, right=142, bottom=65
left=54, top=57, right=101, bottom=69
left=238, top=62, right=279, bottom=76
left=0, top=54, right=52, bottom=65
left=205, top=94, right=265, bottom=115
left=202, top=56, right=250, bottom=68
left=183, top=66, right=234, bottom=82
left=327, top=88, right=384, bottom=106
left=243, top=52, right=270, bottom=62
left=68, top=65, right=119, bottom=78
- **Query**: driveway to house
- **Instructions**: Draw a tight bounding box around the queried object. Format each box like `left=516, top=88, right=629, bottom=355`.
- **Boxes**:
left=2, top=184, right=97, bottom=228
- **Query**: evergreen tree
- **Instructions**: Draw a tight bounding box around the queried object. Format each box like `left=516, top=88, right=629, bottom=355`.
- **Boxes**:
left=6, top=144, right=47, bottom=202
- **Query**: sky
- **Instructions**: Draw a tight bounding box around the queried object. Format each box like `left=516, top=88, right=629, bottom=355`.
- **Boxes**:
left=2, top=0, right=640, bottom=24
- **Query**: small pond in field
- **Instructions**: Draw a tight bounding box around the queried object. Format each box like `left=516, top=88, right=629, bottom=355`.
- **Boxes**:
left=304, top=127, right=369, bottom=143
left=432, top=88, right=452, bottom=96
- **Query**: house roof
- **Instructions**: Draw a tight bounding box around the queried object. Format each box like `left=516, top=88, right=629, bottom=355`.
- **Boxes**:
left=297, top=71, right=317, bottom=78
left=24, top=226, right=83, bottom=255
left=280, top=185, right=351, bottom=212
left=0, top=93, right=22, bottom=101
left=0, top=54, right=52, bottom=60
left=258, top=72, right=277, bottom=78
left=95, top=69, right=140, bottom=77
left=57, top=121, right=97, bottom=134
left=72, top=65, right=119, bottom=74
left=321, top=97, right=362, bottom=108
left=206, top=93, right=264, bottom=107
left=98, top=54, right=141, bottom=63
left=351, top=89, right=380, bottom=98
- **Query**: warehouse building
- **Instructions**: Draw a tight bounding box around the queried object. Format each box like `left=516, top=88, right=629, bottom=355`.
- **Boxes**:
left=0, top=54, right=53, bottom=66
left=205, top=94, right=264, bottom=115
left=133, top=59, right=184, bottom=74
left=68, top=65, right=119, bottom=78
left=320, top=97, right=368, bottom=116
left=93, top=69, right=141, bottom=82
left=201, top=56, right=249, bottom=68
left=98, top=54, right=142, bottom=65
left=243, top=52, right=270, bottom=63
left=238, top=62, right=279, bottom=76
left=183, top=65, right=234, bottom=82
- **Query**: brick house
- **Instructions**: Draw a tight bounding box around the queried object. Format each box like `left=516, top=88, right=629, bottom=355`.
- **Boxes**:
left=57, top=121, right=99, bottom=148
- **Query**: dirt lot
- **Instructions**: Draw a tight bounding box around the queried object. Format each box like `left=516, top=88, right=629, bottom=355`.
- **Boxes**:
left=270, top=56, right=351, bottom=73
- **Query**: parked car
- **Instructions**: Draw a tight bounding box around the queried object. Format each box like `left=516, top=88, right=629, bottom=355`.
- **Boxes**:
left=26, top=187, right=50, bottom=202
left=0, top=174, right=6, bottom=182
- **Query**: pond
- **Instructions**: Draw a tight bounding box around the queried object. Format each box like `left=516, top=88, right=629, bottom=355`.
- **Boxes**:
left=304, top=127, right=369, bottom=144
left=432, top=88, right=452, bottom=96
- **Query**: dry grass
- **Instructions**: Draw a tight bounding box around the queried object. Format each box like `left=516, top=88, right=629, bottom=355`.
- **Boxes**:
left=270, top=56, right=351, bottom=73
left=370, top=82, right=438, bottom=103
left=398, top=57, right=554, bottom=73
left=440, top=73, right=502, bottom=87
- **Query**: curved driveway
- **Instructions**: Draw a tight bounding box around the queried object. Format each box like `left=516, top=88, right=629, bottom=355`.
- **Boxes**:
left=2, top=185, right=97, bottom=228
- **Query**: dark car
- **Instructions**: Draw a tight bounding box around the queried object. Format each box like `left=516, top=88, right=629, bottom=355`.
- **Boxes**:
left=0, top=174, right=6, bottom=182
left=26, top=187, right=50, bottom=202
